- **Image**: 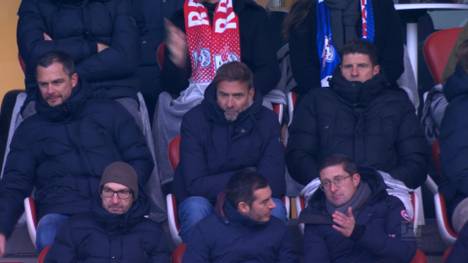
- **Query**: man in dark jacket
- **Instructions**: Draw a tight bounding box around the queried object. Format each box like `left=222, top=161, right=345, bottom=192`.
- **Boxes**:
left=285, top=0, right=403, bottom=96
left=154, top=0, right=281, bottom=185
left=183, top=169, right=297, bottom=263
left=0, top=52, right=153, bottom=255
left=45, top=162, right=170, bottom=263
left=440, top=40, right=468, bottom=220
left=300, top=154, right=417, bottom=263
left=286, top=40, right=428, bottom=189
left=17, top=0, right=141, bottom=121
left=175, top=61, right=286, bottom=241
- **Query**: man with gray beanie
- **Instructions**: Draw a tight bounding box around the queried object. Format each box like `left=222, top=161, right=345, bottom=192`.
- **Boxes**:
left=45, top=162, right=170, bottom=262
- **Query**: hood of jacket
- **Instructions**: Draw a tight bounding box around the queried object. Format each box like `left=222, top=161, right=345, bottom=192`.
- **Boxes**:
left=299, top=167, right=388, bottom=224
left=443, top=65, right=468, bottom=103
left=35, top=79, right=91, bottom=122
left=329, top=70, right=393, bottom=109
left=201, top=82, right=264, bottom=128
left=91, top=193, right=150, bottom=233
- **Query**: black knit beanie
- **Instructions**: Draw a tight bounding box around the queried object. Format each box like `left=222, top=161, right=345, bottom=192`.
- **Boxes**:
left=100, top=162, right=138, bottom=198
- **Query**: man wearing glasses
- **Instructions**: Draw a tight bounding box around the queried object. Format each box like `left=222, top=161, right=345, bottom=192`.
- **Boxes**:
left=299, top=154, right=417, bottom=263
left=45, top=162, right=170, bottom=262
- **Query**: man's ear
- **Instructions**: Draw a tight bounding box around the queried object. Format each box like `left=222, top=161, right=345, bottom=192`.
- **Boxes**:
left=352, top=173, right=361, bottom=187
left=373, top=65, right=381, bottom=76
left=237, top=201, right=250, bottom=214
left=71, top=72, right=79, bottom=88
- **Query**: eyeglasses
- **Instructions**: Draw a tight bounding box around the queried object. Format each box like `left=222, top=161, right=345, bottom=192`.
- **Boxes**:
left=101, top=187, right=133, bottom=200
left=320, top=175, right=352, bottom=190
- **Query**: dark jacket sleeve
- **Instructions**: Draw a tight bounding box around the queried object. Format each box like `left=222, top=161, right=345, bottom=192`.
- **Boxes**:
left=182, top=225, right=211, bottom=263
left=303, top=225, right=330, bottom=263
left=44, top=221, right=76, bottom=263
left=375, top=0, right=404, bottom=84
left=288, top=6, right=321, bottom=96
left=111, top=103, right=154, bottom=187
left=351, top=197, right=417, bottom=262
left=446, top=223, right=468, bottom=263
left=278, top=226, right=300, bottom=263
left=179, top=116, right=234, bottom=201
left=257, top=112, right=285, bottom=197
left=388, top=96, right=428, bottom=189
left=76, top=0, right=140, bottom=83
left=17, top=0, right=97, bottom=68
left=0, top=125, right=35, bottom=237
left=286, top=92, right=320, bottom=185
left=146, top=223, right=171, bottom=263
left=440, top=96, right=468, bottom=199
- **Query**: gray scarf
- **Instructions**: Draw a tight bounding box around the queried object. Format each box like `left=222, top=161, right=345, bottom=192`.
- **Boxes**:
left=326, top=181, right=371, bottom=215
left=325, top=0, right=360, bottom=51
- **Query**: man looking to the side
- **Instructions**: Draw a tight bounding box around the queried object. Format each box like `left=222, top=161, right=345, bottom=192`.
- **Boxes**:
left=183, top=169, right=297, bottom=263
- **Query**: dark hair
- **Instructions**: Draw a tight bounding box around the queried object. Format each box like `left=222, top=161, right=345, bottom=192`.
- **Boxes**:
left=36, top=51, right=76, bottom=76
left=319, top=154, right=358, bottom=176
left=283, top=0, right=313, bottom=39
left=225, top=168, right=269, bottom=207
left=457, top=39, right=468, bottom=73
left=212, top=61, right=254, bottom=90
left=340, top=39, right=379, bottom=66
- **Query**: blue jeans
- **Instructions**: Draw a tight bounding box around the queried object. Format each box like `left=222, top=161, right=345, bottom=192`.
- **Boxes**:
left=178, top=196, right=287, bottom=242
left=36, top=213, right=69, bottom=252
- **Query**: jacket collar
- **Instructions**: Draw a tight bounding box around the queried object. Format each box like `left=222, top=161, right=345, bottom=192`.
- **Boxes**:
left=329, top=70, right=390, bottom=109
left=92, top=193, right=150, bottom=233
left=202, top=82, right=263, bottom=127
left=35, top=80, right=91, bottom=122
left=215, top=193, right=270, bottom=228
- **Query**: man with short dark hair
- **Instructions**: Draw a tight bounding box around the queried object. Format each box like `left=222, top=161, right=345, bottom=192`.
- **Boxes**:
left=0, top=52, right=154, bottom=255
left=174, top=61, right=286, bottom=241
left=286, top=40, right=428, bottom=189
left=183, top=169, right=297, bottom=263
left=45, top=162, right=170, bottom=262
left=300, top=154, right=417, bottom=263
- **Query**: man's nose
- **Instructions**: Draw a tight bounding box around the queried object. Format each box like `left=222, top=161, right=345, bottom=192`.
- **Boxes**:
left=267, top=199, right=276, bottom=210
left=329, top=183, right=338, bottom=192
left=351, top=66, right=359, bottom=76
left=111, top=194, right=120, bottom=203
left=226, top=97, right=234, bottom=108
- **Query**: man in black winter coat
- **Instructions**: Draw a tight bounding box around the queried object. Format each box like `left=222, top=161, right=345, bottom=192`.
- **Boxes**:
left=0, top=52, right=153, bottom=255
left=45, top=162, right=170, bottom=263
left=286, top=40, right=428, bottom=189
left=17, top=0, right=140, bottom=104
left=300, top=154, right=417, bottom=263
left=174, top=61, right=286, bottom=241
left=183, top=169, right=298, bottom=263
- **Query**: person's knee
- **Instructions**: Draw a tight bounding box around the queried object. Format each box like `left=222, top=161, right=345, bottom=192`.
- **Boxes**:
left=35, top=214, right=69, bottom=251
left=452, top=198, right=468, bottom=233
left=179, top=196, right=213, bottom=220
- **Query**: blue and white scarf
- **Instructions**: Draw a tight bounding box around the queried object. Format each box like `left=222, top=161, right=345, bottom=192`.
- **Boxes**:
left=316, top=0, right=375, bottom=87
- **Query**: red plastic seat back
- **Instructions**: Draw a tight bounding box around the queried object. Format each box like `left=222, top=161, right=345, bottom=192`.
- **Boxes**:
left=172, top=244, right=187, bottom=263
left=423, top=28, right=462, bottom=84
left=38, top=246, right=51, bottom=263
left=411, top=249, right=428, bottom=263
left=169, top=135, right=181, bottom=170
